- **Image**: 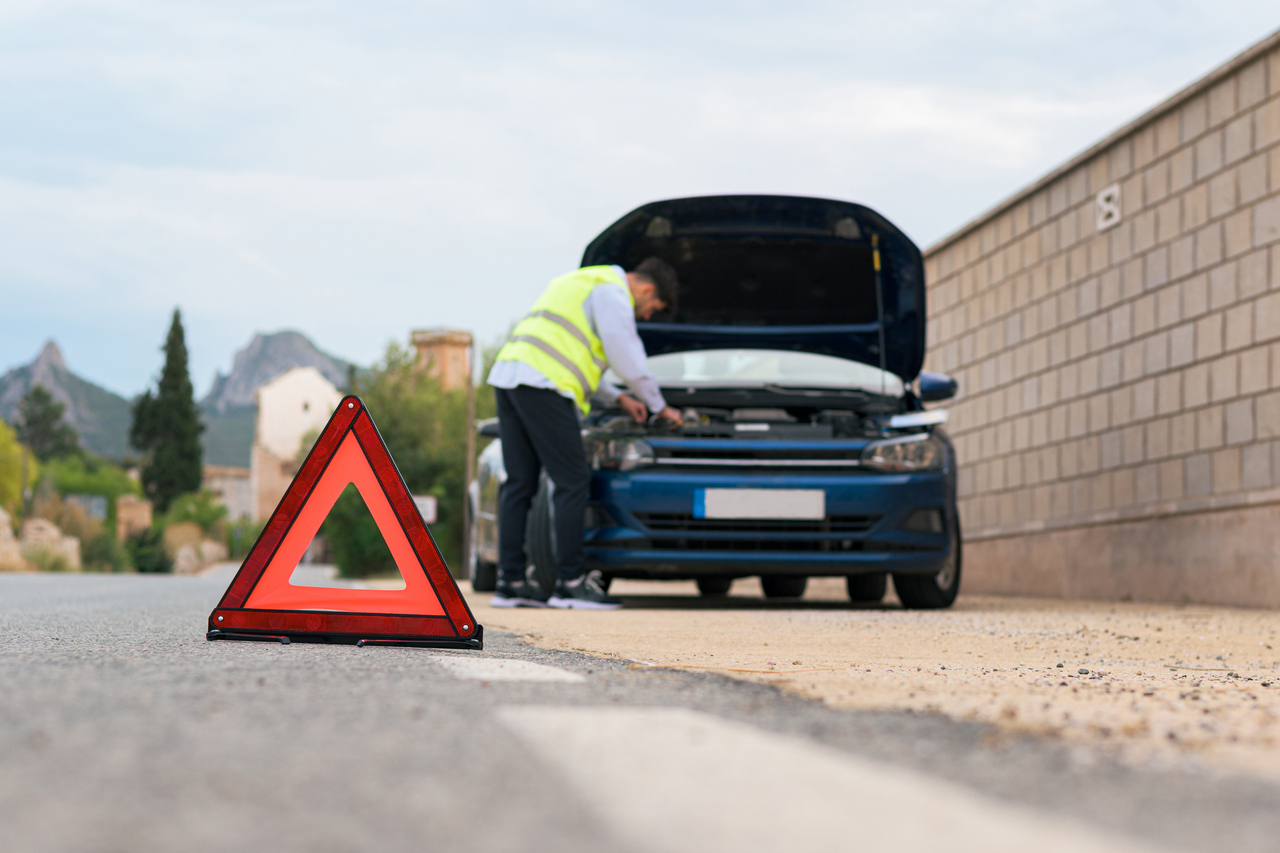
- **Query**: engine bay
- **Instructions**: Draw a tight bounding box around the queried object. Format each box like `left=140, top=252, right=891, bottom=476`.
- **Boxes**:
left=587, top=386, right=909, bottom=440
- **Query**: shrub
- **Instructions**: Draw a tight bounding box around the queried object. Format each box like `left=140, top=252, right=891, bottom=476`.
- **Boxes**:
left=82, top=530, right=129, bottom=572
left=159, top=490, right=228, bottom=539
left=127, top=529, right=172, bottom=573
left=26, top=548, right=71, bottom=572
left=45, top=454, right=139, bottom=516
left=30, top=485, right=126, bottom=572
left=225, top=517, right=267, bottom=560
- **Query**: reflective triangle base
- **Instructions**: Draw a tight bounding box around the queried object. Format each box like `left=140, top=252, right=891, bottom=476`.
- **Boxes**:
left=206, top=625, right=484, bottom=650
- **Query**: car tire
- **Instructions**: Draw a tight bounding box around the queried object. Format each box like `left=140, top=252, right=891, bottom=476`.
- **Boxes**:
left=465, top=540, right=494, bottom=589
left=761, top=575, right=807, bottom=599
left=845, top=573, right=886, bottom=603
left=526, top=477, right=558, bottom=595
left=893, top=522, right=962, bottom=610
left=471, top=558, right=497, bottom=592
left=697, top=577, right=732, bottom=597
left=466, top=498, right=498, bottom=592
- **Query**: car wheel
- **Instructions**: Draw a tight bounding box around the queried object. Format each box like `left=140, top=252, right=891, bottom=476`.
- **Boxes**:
left=846, top=573, right=886, bottom=603
left=470, top=558, right=497, bottom=592
left=468, top=534, right=498, bottom=592
left=697, top=576, right=732, bottom=597
left=525, top=477, right=558, bottom=595
left=466, top=498, right=498, bottom=592
left=893, top=522, right=962, bottom=610
left=761, top=575, right=807, bottom=599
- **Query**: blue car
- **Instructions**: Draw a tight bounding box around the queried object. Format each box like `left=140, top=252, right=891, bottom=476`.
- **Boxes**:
left=468, top=194, right=961, bottom=608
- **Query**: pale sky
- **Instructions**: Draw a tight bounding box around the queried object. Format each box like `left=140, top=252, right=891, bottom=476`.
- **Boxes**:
left=2, top=1, right=1278, bottom=399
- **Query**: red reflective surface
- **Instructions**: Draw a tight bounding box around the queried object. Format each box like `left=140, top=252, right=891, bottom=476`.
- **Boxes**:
left=208, top=395, right=480, bottom=641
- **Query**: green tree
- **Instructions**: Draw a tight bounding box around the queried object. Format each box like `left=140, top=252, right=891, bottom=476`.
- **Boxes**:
left=326, top=484, right=396, bottom=577
left=322, top=341, right=494, bottom=577
left=15, top=385, right=79, bottom=462
left=131, top=309, right=203, bottom=512
left=0, top=420, right=39, bottom=515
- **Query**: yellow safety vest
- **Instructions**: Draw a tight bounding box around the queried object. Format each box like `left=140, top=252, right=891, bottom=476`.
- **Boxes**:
left=495, top=266, right=634, bottom=413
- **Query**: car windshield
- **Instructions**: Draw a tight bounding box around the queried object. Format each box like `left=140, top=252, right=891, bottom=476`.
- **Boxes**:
left=608, top=348, right=904, bottom=396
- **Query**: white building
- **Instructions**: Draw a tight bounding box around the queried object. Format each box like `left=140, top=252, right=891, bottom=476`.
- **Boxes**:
left=203, top=465, right=253, bottom=520
left=249, top=367, right=342, bottom=520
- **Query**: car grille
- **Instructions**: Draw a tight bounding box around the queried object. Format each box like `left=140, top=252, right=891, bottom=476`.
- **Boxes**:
left=618, top=538, right=936, bottom=553
left=650, top=445, right=866, bottom=468
left=658, top=448, right=860, bottom=460
left=633, top=513, right=880, bottom=534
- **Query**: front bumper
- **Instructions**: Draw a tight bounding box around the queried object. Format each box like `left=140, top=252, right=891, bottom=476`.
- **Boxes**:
left=583, top=468, right=955, bottom=579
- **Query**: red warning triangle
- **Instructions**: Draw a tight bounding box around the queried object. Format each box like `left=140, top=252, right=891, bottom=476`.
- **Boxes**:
left=207, top=395, right=481, bottom=649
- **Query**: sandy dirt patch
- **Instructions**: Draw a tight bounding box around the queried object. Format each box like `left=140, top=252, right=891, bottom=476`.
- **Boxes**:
left=467, top=577, right=1280, bottom=778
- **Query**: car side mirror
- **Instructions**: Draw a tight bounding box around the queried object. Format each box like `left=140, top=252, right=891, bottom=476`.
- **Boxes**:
left=918, top=371, right=957, bottom=402
left=476, top=418, right=500, bottom=438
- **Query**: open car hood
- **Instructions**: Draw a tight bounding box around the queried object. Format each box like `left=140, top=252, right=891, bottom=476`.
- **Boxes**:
left=581, top=195, right=926, bottom=383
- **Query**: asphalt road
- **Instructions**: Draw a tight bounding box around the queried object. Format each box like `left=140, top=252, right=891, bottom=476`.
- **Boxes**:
left=4, top=571, right=1280, bottom=853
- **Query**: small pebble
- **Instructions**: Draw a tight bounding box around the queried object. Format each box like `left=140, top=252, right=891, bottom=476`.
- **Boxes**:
left=1079, top=668, right=1090, bottom=675
left=1056, top=663, right=1064, bottom=668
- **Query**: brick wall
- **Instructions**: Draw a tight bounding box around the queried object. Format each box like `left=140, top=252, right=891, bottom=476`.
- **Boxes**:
left=922, top=31, right=1280, bottom=605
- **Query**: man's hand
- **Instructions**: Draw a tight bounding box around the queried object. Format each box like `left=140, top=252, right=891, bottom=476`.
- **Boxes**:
left=618, top=396, right=682, bottom=427
left=655, top=406, right=682, bottom=426
left=618, top=394, right=648, bottom=423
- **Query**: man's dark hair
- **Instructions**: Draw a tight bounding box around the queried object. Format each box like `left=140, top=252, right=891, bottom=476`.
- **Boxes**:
left=632, top=257, right=679, bottom=316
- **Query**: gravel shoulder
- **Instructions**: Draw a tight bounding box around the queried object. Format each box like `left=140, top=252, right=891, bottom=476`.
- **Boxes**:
left=473, top=577, right=1280, bottom=779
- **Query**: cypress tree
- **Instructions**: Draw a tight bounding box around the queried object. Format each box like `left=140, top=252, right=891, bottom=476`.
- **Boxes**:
left=131, top=308, right=203, bottom=512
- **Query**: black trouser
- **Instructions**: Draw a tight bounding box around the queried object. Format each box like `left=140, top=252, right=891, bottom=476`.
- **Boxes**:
left=495, top=385, right=590, bottom=585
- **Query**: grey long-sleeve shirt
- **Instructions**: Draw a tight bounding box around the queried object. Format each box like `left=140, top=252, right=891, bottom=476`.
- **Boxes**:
left=487, top=266, right=667, bottom=413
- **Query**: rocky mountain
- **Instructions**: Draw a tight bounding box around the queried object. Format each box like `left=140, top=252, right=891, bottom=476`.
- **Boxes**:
left=0, top=341, right=133, bottom=460
left=0, top=332, right=358, bottom=468
left=202, top=331, right=352, bottom=414
left=200, top=331, right=355, bottom=467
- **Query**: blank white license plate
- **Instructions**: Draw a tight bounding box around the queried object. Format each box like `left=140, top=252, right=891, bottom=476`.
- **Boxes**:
left=694, top=489, right=825, bottom=520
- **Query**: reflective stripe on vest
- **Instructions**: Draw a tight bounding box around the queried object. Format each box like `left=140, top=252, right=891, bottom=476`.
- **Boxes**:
left=507, top=335, right=594, bottom=399
left=495, top=266, right=633, bottom=413
left=523, top=310, right=608, bottom=371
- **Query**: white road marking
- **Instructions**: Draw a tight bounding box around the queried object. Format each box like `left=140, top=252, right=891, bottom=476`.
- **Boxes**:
left=498, top=706, right=1165, bottom=853
left=432, top=656, right=585, bottom=683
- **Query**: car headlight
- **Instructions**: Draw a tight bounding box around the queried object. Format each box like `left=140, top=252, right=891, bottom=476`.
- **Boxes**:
left=861, top=434, right=945, bottom=472
left=584, top=435, right=655, bottom=471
